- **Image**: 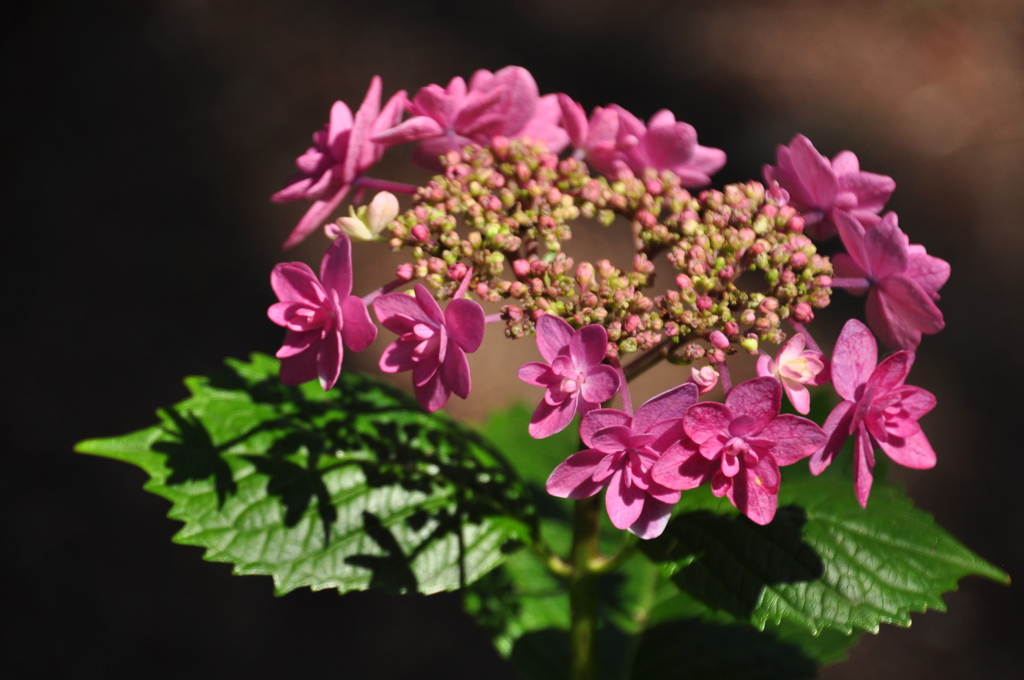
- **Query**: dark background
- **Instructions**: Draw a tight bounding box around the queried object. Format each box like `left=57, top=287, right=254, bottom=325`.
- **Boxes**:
left=4, top=0, right=1022, bottom=678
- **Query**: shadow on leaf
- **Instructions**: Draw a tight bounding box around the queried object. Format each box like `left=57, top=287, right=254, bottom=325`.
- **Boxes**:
left=153, top=409, right=237, bottom=507
left=641, top=506, right=823, bottom=620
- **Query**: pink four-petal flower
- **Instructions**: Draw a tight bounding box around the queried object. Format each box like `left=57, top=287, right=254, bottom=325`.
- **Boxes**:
left=546, top=384, right=699, bottom=540
left=810, top=320, right=937, bottom=508
left=762, top=134, right=896, bottom=241
left=267, top=235, right=378, bottom=390
left=518, top=315, right=621, bottom=438
left=651, top=377, right=825, bottom=525
left=272, top=76, right=407, bottom=248
left=756, top=333, right=829, bottom=414
left=373, top=284, right=485, bottom=412
left=833, top=211, right=949, bottom=351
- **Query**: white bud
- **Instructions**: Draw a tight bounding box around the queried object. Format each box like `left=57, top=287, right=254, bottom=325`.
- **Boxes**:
left=333, top=216, right=374, bottom=241
left=367, top=191, right=400, bottom=236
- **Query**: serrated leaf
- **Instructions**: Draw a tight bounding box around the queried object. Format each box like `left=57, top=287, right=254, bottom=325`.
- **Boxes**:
left=76, top=354, right=535, bottom=596
left=642, top=474, right=1009, bottom=637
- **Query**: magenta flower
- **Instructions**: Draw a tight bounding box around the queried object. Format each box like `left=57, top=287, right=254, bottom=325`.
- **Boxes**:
left=372, top=66, right=568, bottom=168
left=272, top=76, right=407, bottom=248
left=518, top=315, right=621, bottom=438
left=580, top=104, right=725, bottom=187
left=810, top=320, right=936, bottom=508
left=651, top=377, right=825, bottom=525
left=762, top=134, right=895, bottom=241
left=373, top=284, right=485, bottom=412
left=833, top=211, right=949, bottom=350
left=756, top=333, right=829, bottom=414
left=546, top=384, right=699, bottom=539
left=267, top=235, right=378, bottom=390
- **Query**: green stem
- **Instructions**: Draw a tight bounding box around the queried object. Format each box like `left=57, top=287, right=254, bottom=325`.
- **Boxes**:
left=569, top=495, right=601, bottom=680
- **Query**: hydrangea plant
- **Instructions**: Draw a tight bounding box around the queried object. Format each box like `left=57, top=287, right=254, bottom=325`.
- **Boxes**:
left=77, top=66, right=1007, bottom=679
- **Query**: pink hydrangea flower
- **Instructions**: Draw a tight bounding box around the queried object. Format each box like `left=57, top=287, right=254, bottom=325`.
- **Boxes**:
left=267, top=235, right=378, bottom=390
left=756, top=334, right=829, bottom=414
left=518, top=315, right=621, bottom=438
left=810, top=320, right=937, bottom=508
left=762, top=134, right=895, bottom=241
left=373, top=283, right=485, bottom=412
left=651, top=377, right=825, bottom=525
left=272, top=77, right=407, bottom=248
left=372, top=66, right=568, bottom=168
left=580, top=104, right=726, bottom=187
left=546, top=384, right=699, bottom=539
left=688, top=366, right=719, bottom=394
left=833, top=211, right=949, bottom=350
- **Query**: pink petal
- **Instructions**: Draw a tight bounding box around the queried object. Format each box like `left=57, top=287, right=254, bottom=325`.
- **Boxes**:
left=271, top=262, right=324, bottom=305
left=755, top=354, right=776, bottom=378
left=789, top=135, right=838, bottom=208
left=570, top=324, right=609, bottom=370
left=728, top=459, right=780, bottom=526
left=371, top=115, right=445, bottom=146
left=579, top=364, right=620, bottom=405
left=906, top=250, right=950, bottom=298
left=633, top=383, right=699, bottom=440
left=896, top=386, right=937, bottom=420
left=279, top=343, right=319, bottom=385
left=316, top=327, right=343, bottom=390
left=528, top=396, right=578, bottom=439
left=557, top=94, right=588, bottom=148
left=650, top=442, right=714, bottom=491
left=268, top=301, right=321, bottom=331
left=810, top=400, right=855, bottom=475
left=373, top=292, right=433, bottom=333
left=413, top=285, right=445, bottom=326
left=831, top=252, right=870, bottom=295
left=379, top=338, right=417, bottom=374
left=411, top=134, right=477, bottom=170
left=281, top=183, right=352, bottom=249
left=830, top=150, right=860, bottom=175
left=854, top=426, right=875, bottom=508
left=587, top=107, right=619, bottom=148
left=877, top=276, right=945, bottom=334
left=319, top=234, right=354, bottom=299
left=516, top=93, right=569, bottom=153
left=445, top=298, right=485, bottom=352
left=364, top=89, right=409, bottom=164
left=783, top=380, right=811, bottom=415
left=341, top=76, right=382, bottom=183
left=833, top=210, right=872, bottom=272
left=340, top=296, right=377, bottom=352
left=868, top=351, right=913, bottom=397
left=757, top=415, right=825, bottom=465
left=839, top=171, right=895, bottom=213
left=862, top=214, right=909, bottom=279
left=479, top=66, right=539, bottom=136
left=877, top=429, right=936, bottom=470
left=683, top=403, right=731, bottom=444
left=414, top=369, right=450, bottom=412
left=638, top=122, right=697, bottom=170
left=831, top=319, right=878, bottom=400
left=580, top=409, right=632, bottom=448
left=326, top=100, right=354, bottom=154
left=518, top=362, right=559, bottom=387
left=605, top=469, right=646, bottom=530
left=628, top=498, right=675, bottom=540
left=442, top=341, right=471, bottom=399
left=724, top=377, right=781, bottom=433
left=536, top=314, right=575, bottom=363
left=410, top=82, right=462, bottom=123
left=546, top=449, right=609, bottom=499
left=590, top=426, right=633, bottom=454
left=277, top=328, right=321, bottom=358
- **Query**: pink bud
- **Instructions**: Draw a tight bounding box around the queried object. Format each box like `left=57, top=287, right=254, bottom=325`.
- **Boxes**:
left=724, top=321, right=739, bottom=336
left=789, top=251, right=809, bottom=268
left=689, top=366, right=719, bottom=394
left=396, top=263, right=414, bottom=281
left=513, top=259, right=531, bottom=278
left=449, top=263, right=468, bottom=281
left=710, top=331, right=729, bottom=349
left=411, top=224, right=430, bottom=242
left=697, top=296, right=713, bottom=311
left=792, top=302, right=814, bottom=323
left=676, top=273, right=693, bottom=290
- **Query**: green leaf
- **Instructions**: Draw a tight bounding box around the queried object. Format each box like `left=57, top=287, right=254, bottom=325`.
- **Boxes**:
left=642, top=473, right=1009, bottom=637
left=76, top=354, right=535, bottom=596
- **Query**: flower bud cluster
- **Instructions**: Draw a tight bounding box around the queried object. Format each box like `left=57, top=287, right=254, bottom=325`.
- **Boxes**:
left=384, top=138, right=832, bottom=356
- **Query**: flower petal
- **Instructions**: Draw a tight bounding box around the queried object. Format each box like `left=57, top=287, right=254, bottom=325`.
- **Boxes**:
left=379, top=338, right=417, bottom=374
left=854, top=426, right=875, bottom=508
left=724, top=377, right=781, bottom=433
left=650, top=441, right=714, bottom=490
left=279, top=344, right=319, bottom=385
left=876, top=429, right=936, bottom=470
left=536, top=314, right=575, bottom=363
left=546, top=449, right=608, bottom=499
left=316, top=327, right=343, bottom=390
left=414, top=368, right=450, bottom=412
left=445, top=298, right=485, bottom=352
left=442, top=341, right=471, bottom=400
left=628, top=498, right=674, bottom=540
left=831, top=319, right=878, bottom=400
left=810, top=400, right=855, bottom=475
left=757, top=415, right=825, bottom=466
left=605, top=469, right=646, bottom=530
left=579, top=364, right=621, bottom=405
left=634, top=383, right=699, bottom=442
left=570, top=324, right=609, bottom=370
left=340, top=296, right=377, bottom=352
left=580, top=409, right=632, bottom=448
left=529, top=396, right=578, bottom=439
left=320, top=235, right=354, bottom=299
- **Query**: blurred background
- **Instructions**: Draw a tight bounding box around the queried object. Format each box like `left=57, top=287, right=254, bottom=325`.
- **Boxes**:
left=4, top=0, right=1022, bottom=677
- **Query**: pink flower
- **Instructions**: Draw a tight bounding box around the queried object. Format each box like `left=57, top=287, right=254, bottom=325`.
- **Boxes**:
left=833, top=211, right=949, bottom=350
left=688, top=366, right=719, bottom=394
left=372, top=66, right=568, bottom=169
left=810, top=320, right=936, bottom=508
left=267, top=235, right=378, bottom=390
left=546, top=384, right=699, bottom=539
left=518, top=315, right=621, bottom=438
left=373, top=284, right=485, bottom=412
left=762, top=134, right=895, bottom=241
left=272, top=77, right=407, bottom=248
left=581, top=104, right=725, bottom=187
left=756, top=334, right=829, bottom=414
left=651, top=377, right=825, bottom=525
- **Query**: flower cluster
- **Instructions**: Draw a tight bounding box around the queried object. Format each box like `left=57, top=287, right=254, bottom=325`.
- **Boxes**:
left=268, top=66, right=947, bottom=538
